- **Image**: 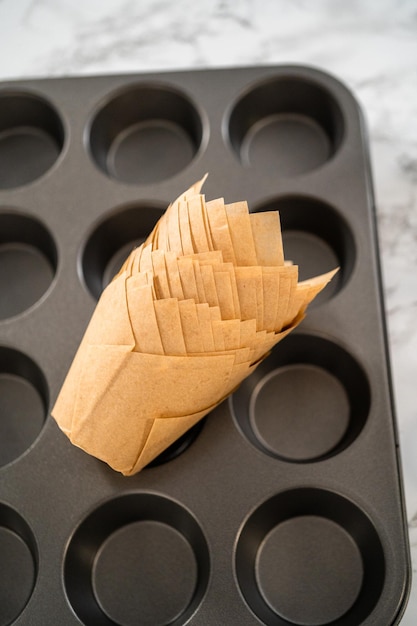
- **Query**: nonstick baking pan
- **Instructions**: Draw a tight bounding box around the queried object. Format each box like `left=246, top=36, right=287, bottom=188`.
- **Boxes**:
left=0, top=64, right=411, bottom=625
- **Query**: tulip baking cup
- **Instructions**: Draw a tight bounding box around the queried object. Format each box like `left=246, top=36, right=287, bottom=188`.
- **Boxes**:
left=52, top=177, right=337, bottom=475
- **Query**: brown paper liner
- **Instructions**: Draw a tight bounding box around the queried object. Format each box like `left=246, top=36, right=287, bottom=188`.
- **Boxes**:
left=52, top=176, right=338, bottom=475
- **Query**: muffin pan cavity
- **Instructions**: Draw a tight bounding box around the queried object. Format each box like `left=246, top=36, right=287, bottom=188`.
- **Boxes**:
left=0, top=66, right=410, bottom=624
left=253, top=196, right=355, bottom=304
left=0, top=503, right=37, bottom=626
left=230, top=333, right=370, bottom=463
left=81, top=203, right=165, bottom=299
left=0, top=347, right=48, bottom=468
left=0, top=92, right=64, bottom=189
left=88, top=84, right=205, bottom=185
left=226, top=76, right=344, bottom=175
left=235, top=488, right=385, bottom=626
left=0, top=212, right=57, bottom=320
left=64, top=494, right=210, bottom=626
left=147, top=418, right=206, bottom=469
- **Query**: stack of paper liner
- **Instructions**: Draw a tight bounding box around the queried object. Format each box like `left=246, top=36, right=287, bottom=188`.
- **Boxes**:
left=52, top=176, right=338, bottom=475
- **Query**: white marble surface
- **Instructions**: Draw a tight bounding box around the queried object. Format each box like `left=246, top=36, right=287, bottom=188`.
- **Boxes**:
left=0, top=0, right=416, bottom=622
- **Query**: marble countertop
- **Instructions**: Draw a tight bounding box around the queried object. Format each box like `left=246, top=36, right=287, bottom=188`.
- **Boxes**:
left=0, top=0, right=416, bottom=623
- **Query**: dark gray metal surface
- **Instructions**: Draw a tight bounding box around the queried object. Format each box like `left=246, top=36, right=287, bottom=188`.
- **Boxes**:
left=0, top=65, right=411, bottom=625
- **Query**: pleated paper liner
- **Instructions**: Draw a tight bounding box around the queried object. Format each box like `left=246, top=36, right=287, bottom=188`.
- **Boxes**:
left=52, top=177, right=337, bottom=474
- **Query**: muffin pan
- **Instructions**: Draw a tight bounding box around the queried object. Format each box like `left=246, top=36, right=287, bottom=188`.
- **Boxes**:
left=0, top=65, right=411, bottom=625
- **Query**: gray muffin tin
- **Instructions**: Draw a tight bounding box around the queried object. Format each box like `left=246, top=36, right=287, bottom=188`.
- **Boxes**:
left=0, top=65, right=411, bottom=625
